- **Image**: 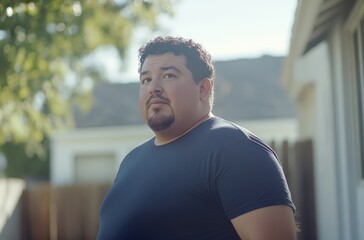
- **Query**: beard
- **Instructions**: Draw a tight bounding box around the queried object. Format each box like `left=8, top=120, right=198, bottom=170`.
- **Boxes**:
left=147, top=110, right=175, bottom=132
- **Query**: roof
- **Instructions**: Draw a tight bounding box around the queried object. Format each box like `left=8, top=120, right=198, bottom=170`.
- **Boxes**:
left=282, top=0, right=356, bottom=88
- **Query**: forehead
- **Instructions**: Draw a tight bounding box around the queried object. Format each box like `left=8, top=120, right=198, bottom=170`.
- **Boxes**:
left=141, top=53, right=187, bottom=71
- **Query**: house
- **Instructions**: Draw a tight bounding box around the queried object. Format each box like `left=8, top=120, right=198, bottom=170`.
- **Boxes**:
left=282, top=0, right=364, bottom=239
left=51, top=56, right=298, bottom=185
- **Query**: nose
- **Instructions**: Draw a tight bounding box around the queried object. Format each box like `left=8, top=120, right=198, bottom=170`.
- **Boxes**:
left=149, top=78, right=163, bottom=94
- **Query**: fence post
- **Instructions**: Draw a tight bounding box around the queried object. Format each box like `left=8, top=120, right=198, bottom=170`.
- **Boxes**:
left=294, top=139, right=317, bottom=240
left=22, top=183, right=51, bottom=240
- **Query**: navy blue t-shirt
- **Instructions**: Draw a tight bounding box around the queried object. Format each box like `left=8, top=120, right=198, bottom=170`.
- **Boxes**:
left=97, top=116, right=295, bottom=240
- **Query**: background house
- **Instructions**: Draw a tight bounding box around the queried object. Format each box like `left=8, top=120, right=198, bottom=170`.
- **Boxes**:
left=51, top=55, right=298, bottom=185
left=283, top=0, right=364, bottom=239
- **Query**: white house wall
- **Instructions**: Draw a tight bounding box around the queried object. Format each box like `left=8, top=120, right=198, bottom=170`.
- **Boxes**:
left=329, top=19, right=360, bottom=240
left=51, top=125, right=154, bottom=185
left=296, top=84, right=315, bottom=139
left=292, top=42, right=340, bottom=240
left=345, top=1, right=364, bottom=239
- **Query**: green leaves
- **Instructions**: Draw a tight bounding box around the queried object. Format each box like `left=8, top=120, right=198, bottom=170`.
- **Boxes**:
left=0, top=0, right=174, bottom=177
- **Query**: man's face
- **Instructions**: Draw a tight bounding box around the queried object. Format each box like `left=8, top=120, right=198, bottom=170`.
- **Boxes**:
left=139, top=53, right=203, bottom=135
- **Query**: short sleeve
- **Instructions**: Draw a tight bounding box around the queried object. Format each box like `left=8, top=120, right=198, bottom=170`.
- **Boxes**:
left=213, top=139, right=295, bottom=219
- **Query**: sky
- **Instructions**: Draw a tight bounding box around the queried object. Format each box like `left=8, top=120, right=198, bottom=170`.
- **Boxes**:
left=98, top=0, right=298, bottom=83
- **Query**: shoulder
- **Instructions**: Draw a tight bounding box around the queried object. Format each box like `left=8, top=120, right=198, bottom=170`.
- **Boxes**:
left=210, top=119, right=294, bottom=219
left=206, top=116, right=252, bottom=137
left=203, top=116, right=275, bottom=155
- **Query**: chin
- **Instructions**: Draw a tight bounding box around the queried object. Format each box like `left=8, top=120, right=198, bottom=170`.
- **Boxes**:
left=147, top=113, right=175, bottom=132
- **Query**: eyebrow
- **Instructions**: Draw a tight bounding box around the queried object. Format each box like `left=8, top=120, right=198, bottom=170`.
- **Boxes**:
left=160, top=66, right=182, bottom=73
left=140, top=65, right=182, bottom=77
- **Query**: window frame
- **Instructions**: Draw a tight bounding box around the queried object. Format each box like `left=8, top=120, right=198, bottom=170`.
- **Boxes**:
left=346, top=0, right=364, bottom=180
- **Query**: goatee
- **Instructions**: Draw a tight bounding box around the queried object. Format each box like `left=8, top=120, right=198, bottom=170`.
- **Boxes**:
left=147, top=112, right=175, bottom=131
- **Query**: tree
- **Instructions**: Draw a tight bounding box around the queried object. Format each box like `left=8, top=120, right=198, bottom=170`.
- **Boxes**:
left=0, top=0, right=174, bottom=177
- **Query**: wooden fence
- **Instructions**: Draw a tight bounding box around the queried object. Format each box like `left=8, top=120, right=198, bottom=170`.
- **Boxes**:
left=20, top=139, right=316, bottom=240
left=271, top=139, right=317, bottom=240
left=22, top=183, right=110, bottom=240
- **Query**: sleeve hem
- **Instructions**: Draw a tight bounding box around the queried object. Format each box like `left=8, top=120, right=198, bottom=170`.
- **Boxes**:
left=227, top=199, right=296, bottom=219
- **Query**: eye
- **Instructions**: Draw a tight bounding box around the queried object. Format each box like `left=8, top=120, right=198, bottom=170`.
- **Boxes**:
left=140, top=77, right=151, bottom=85
left=163, top=73, right=177, bottom=79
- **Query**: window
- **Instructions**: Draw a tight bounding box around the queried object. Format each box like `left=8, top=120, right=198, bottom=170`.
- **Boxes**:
left=353, top=17, right=364, bottom=178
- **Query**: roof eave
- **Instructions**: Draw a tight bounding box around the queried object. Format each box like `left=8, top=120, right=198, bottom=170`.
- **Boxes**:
left=283, top=0, right=352, bottom=92
left=282, top=0, right=325, bottom=90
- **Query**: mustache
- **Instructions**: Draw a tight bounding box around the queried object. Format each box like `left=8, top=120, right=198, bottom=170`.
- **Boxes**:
left=146, top=94, right=170, bottom=108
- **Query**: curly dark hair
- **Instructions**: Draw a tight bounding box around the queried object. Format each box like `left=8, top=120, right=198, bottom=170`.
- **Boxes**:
left=138, top=36, right=216, bottom=84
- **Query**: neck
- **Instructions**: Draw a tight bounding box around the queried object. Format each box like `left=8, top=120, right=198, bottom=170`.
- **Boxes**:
left=154, top=112, right=214, bottom=146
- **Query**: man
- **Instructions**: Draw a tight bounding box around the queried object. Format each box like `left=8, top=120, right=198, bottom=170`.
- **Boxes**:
left=97, top=36, right=296, bottom=240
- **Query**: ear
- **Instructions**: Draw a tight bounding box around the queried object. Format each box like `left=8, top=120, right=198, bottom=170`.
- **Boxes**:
left=199, top=78, right=213, bottom=102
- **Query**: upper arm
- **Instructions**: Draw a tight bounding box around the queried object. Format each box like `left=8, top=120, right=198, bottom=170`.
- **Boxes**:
left=231, top=205, right=297, bottom=240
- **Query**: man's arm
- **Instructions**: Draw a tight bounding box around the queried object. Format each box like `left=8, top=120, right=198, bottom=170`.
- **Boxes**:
left=231, top=205, right=297, bottom=240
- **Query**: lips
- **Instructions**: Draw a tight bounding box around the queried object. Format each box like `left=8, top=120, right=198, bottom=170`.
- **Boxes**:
left=147, top=97, right=169, bottom=108
left=149, top=100, right=167, bottom=108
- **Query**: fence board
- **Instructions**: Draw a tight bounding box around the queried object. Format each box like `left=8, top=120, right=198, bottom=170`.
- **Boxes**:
left=270, top=138, right=316, bottom=240
left=22, top=183, right=111, bottom=240
left=295, top=139, right=316, bottom=240
left=22, top=184, right=51, bottom=240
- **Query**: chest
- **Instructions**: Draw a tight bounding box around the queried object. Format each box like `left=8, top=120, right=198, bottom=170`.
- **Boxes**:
left=113, top=149, right=218, bottom=216
left=98, top=133, right=242, bottom=239
left=102, top=149, right=229, bottom=234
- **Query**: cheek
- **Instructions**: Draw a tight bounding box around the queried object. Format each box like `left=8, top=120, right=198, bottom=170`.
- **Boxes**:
left=171, top=87, right=198, bottom=111
left=139, top=90, right=148, bottom=114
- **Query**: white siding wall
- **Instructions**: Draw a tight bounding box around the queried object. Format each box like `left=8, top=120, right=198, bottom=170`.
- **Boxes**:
left=291, top=42, right=341, bottom=240
left=51, top=125, right=153, bottom=185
